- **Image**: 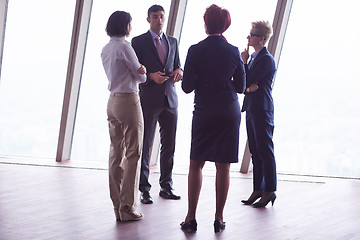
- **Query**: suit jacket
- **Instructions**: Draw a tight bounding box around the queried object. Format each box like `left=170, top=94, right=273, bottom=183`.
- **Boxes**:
left=182, top=36, right=246, bottom=105
left=131, top=31, right=181, bottom=109
left=242, top=47, right=276, bottom=112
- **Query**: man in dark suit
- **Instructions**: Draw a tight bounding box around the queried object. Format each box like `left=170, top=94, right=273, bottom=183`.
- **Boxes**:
left=132, top=4, right=183, bottom=204
left=240, top=21, right=277, bottom=208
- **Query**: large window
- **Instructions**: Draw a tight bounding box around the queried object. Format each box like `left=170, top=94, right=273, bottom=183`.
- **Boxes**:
left=0, top=1, right=74, bottom=159
left=176, top=0, right=278, bottom=169
left=273, top=0, right=360, bottom=177
left=71, top=1, right=171, bottom=161
left=2, top=0, right=358, bottom=178
left=71, top=0, right=278, bottom=166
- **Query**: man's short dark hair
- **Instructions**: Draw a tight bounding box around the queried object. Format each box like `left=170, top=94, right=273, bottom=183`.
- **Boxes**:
left=148, top=4, right=165, bottom=17
left=105, top=11, right=132, bottom=37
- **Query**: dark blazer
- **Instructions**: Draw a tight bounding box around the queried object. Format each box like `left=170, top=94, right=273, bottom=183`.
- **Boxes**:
left=182, top=36, right=246, bottom=104
left=242, top=47, right=276, bottom=112
left=131, top=31, right=181, bottom=109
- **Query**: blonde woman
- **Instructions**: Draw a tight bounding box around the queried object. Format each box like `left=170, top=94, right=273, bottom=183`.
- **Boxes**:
left=241, top=21, right=277, bottom=208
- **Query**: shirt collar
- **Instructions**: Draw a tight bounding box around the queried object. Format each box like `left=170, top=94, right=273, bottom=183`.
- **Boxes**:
left=110, top=36, right=125, bottom=41
left=251, top=47, right=265, bottom=60
left=149, top=30, right=164, bottom=40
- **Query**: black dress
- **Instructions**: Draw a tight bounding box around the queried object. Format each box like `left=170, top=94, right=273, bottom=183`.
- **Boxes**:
left=182, top=36, right=246, bottom=163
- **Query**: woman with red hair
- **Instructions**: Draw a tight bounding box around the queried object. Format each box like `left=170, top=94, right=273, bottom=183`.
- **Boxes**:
left=181, top=4, right=246, bottom=233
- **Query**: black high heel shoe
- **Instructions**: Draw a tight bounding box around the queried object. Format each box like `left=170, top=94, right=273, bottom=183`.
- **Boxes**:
left=180, top=219, right=197, bottom=233
left=253, top=193, right=276, bottom=208
left=241, top=192, right=263, bottom=205
left=213, top=220, right=226, bottom=233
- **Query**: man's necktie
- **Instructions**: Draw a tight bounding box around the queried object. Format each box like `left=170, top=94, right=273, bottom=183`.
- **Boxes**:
left=155, top=36, right=166, bottom=65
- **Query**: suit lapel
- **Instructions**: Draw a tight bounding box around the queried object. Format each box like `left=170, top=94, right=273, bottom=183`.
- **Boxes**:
left=251, top=47, right=267, bottom=69
left=145, top=31, right=159, bottom=56
left=162, top=34, right=170, bottom=66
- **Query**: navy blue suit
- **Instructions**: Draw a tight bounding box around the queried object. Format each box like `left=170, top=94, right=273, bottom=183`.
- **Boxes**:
left=182, top=36, right=245, bottom=163
left=182, top=36, right=246, bottom=102
left=132, top=31, right=181, bottom=192
left=242, top=47, right=277, bottom=192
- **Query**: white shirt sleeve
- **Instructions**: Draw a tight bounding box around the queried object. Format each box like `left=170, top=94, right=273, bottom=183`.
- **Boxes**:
left=122, top=43, right=146, bottom=84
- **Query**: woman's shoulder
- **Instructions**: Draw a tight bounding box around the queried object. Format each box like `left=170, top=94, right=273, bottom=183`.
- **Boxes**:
left=187, top=41, right=202, bottom=53
left=226, top=41, right=239, bottom=51
left=258, top=49, right=275, bottom=63
left=190, top=37, right=214, bottom=50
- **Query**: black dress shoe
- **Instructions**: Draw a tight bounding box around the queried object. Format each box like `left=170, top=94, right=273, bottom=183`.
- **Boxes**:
left=213, top=220, right=226, bottom=233
left=159, top=188, right=180, bottom=200
left=140, top=191, right=153, bottom=204
left=180, top=219, right=197, bottom=233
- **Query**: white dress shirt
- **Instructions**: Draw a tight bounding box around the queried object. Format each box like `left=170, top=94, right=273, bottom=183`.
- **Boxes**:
left=101, top=37, right=146, bottom=93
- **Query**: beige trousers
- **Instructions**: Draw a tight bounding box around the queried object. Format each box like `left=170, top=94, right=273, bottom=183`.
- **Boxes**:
left=107, top=92, right=143, bottom=212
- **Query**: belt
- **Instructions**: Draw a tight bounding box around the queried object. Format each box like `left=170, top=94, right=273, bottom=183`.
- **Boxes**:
left=110, top=92, right=137, bottom=96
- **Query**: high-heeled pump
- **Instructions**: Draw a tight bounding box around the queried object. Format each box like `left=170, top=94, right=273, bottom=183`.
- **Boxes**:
left=213, top=220, right=226, bottom=233
left=253, top=193, right=276, bottom=208
left=241, top=192, right=263, bottom=205
left=180, top=219, right=197, bottom=233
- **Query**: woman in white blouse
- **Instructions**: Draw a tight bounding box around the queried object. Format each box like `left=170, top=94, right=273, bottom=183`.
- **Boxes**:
left=101, top=11, right=146, bottom=221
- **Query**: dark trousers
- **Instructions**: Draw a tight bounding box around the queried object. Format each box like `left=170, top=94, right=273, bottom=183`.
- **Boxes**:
left=139, top=97, right=177, bottom=192
left=246, top=111, right=277, bottom=192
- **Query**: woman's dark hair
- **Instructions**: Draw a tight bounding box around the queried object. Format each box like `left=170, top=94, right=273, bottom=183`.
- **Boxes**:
left=203, top=4, right=231, bottom=34
left=148, top=4, right=165, bottom=17
left=105, top=11, right=132, bottom=37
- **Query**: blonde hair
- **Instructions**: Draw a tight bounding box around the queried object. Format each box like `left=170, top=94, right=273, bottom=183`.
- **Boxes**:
left=251, top=20, right=272, bottom=43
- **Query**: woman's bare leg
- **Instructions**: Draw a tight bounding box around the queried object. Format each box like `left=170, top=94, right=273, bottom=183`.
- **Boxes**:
left=184, top=160, right=205, bottom=222
left=215, top=162, right=230, bottom=221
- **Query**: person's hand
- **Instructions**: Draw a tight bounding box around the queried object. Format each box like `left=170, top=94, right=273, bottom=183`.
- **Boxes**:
left=138, top=65, right=147, bottom=74
left=246, top=83, right=259, bottom=93
left=241, top=44, right=250, bottom=63
left=169, top=68, right=183, bottom=83
left=149, top=71, right=169, bottom=84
